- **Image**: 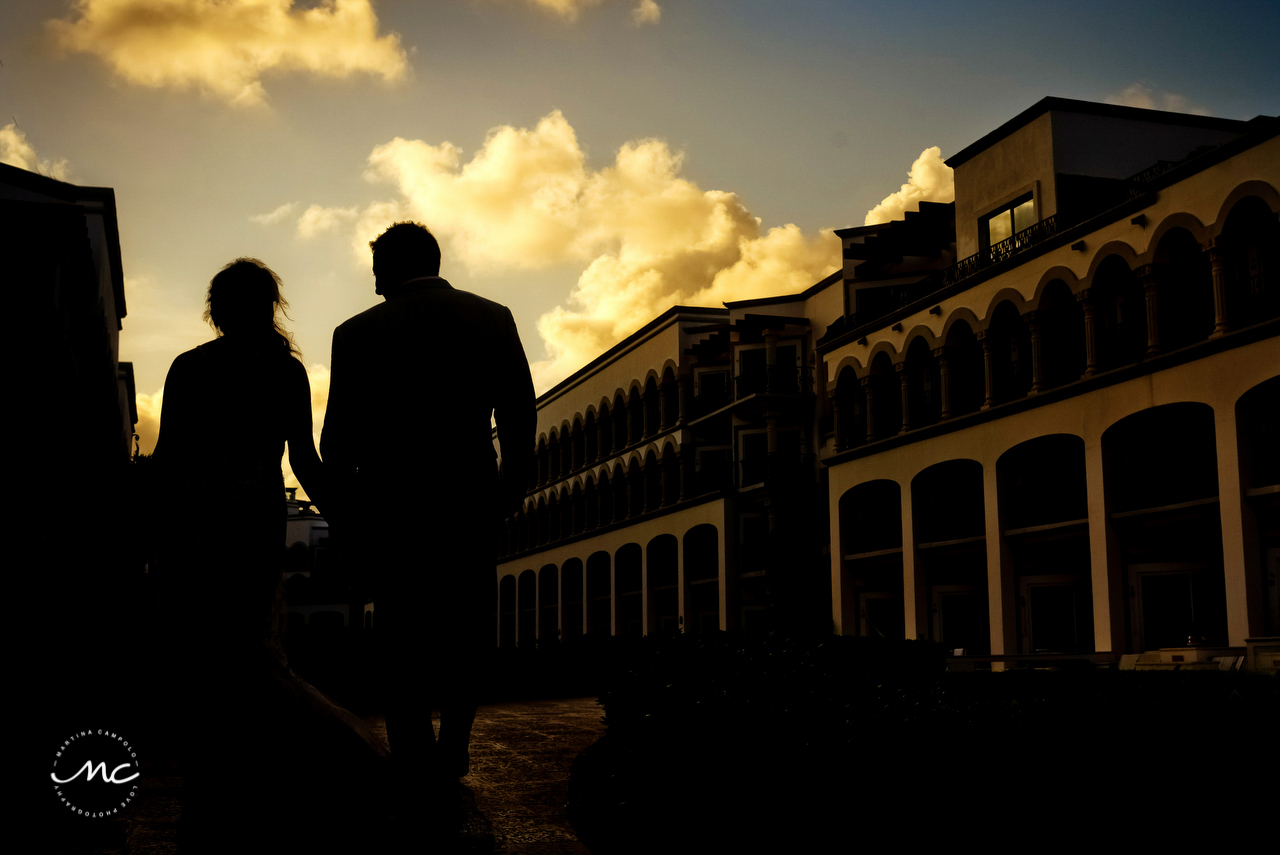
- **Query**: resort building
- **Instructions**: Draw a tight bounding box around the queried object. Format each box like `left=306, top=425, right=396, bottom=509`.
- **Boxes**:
left=495, top=97, right=1279, bottom=669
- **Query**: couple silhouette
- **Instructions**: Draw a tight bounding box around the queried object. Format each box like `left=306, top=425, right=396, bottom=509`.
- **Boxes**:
left=153, top=222, right=536, bottom=847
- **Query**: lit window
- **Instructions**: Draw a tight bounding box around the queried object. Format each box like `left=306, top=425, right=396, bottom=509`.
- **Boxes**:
left=983, top=195, right=1036, bottom=248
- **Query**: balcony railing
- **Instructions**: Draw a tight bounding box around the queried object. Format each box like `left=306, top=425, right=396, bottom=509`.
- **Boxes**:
left=945, top=214, right=1059, bottom=286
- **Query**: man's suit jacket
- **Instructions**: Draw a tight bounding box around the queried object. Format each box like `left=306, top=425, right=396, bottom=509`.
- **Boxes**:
left=321, top=278, right=536, bottom=528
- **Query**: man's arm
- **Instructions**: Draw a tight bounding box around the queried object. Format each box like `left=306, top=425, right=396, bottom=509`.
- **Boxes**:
left=320, top=324, right=359, bottom=501
left=493, top=306, right=536, bottom=516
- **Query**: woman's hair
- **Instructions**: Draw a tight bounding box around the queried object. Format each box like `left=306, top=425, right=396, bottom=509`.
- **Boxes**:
left=204, top=258, right=300, bottom=356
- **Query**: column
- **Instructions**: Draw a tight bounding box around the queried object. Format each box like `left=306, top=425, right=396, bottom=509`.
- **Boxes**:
left=677, top=373, right=690, bottom=424
left=896, top=361, right=912, bottom=434
left=978, top=330, right=996, bottom=410
left=764, top=330, right=779, bottom=393
left=677, top=535, right=688, bottom=635
left=679, top=444, right=694, bottom=501
left=658, top=382, right=669, bottom=430
left=718, top=520, right=734, bottom=631
left=831, top=483, right=855, bottom=634
left=609, top=560, right=619, bottom=637
left=935, top=347, right=953, bottom=420
left=901, top=481, right=928, bottom=641
left=1084, top=438, right=1125, bottom=652
left=1077, top=288, right=1099, bottom=377
left=1137, top=264, right=1162, bottom=358
left=1215, top=405, right=1265, bottom=644
left=1206, top=238, right=1230, bottom=336
left=862, top=375, right=877, bottom=443
left=1026, top=310, right=1045, bottom=394
left=832, top=397, right=846, bottom=451
left=641, top=545, right=651, bottom=636
left=598, top=414, right=610, bottom=460
left=983, top=463, right=1016, bottom=661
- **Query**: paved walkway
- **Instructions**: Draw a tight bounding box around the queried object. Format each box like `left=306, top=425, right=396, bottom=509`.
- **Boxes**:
left=367, top=697, right=605, bottom=854
left=50, top=697, right=606, bottom=854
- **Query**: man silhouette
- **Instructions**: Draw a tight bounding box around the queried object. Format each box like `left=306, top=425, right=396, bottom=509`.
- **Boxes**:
left=321, top=222, right=535, bottom=814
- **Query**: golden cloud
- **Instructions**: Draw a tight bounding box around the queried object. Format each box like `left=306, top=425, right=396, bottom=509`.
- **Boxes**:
left=47, top=0, right=409, bottom=107
left=296, top=203, right=358, bottom=239
left=631, top=0, right=660, bottom=25
left=347, top=110, right=838, bottom=390
left=1, top=123, right=71, bottom=180
left=518, top=0, right=660, bottom=25
left=864, top=146, right=953, bottom=226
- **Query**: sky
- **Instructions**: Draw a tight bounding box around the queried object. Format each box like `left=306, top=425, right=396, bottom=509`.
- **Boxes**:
left=3, top=0, right=1278, bottom=492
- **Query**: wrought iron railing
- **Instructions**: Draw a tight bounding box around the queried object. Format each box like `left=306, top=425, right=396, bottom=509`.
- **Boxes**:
left=945, top=214, right=1059, bottom=286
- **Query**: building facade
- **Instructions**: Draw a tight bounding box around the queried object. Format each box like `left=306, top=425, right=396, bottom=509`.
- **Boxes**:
left=496, top=98, right=1279, bottom=667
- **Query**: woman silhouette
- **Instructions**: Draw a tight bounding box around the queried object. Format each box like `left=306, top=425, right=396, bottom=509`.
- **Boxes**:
left=153, top=260, right=384, bottom=848
left=154, top=258, right=325, bottom=654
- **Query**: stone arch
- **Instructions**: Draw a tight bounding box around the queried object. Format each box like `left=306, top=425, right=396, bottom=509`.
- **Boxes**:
left=865, top=339, right=901, bottom=368
left=538, top=564, right=559, bottom=641
left=647, top=533, right=680, bottom=634
left=1146, top=211, right=1210, bottom=258
left=980, top=288, right=1030, bottom=330
left=644, top=448, right=661, bottom=512
left=902, top=324, right=940, bottom=353
left=940, top=306, right=982, bottom=342
left=561, top=557, right=584, bottom=641
left=1036, top=278, right=1086, bottom=389
left=831, top=355, right=865, bottom=389
left=1152, top=225, right=1214, bottom=350
left=585, top=551, right=612, bottom=636
left=517, top=569, right=536, bottom=646
left=643, top=375, right=661, bottom=437
left=1209, top=180, right=1280, bottom=237
left=903, top=335, right=941, bottom=429
left=1083, top=240, right=1141, bottom=282
left=613, top=392, right=630, bottom=450
left=834, top=362, right=867, bottom=450
left=1218, top=193, right=1280, bottom=325
left=499, top=574, right=517, bottom=648
left=987, top=299, right=1032, bottom=404
left=1090, top=253, right=1147, bottom=370
left=1029, top=266, right=1083, bottom=309
left=867, top=350, right=900, bottom=441
left=683, top=524, right=721, bottom=633
left=612, top=461, right=629, bottom=521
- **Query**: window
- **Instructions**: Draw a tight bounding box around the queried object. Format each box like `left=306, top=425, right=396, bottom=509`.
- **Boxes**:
left=982, top=194, right=1036, bottom=249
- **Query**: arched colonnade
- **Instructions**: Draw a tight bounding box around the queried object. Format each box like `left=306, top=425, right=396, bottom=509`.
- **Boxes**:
left=498, top=517, right=727, bottom=647
left=833, top=372, right=1279, bottom=654
left=830, top=190, right=1280, bottom=450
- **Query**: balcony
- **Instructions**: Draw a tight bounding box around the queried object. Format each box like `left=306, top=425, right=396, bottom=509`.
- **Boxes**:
left=945, top=214, right=1059, bottom=286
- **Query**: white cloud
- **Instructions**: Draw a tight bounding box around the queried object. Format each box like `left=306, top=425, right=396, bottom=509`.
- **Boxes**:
left=1105, top=82, right=1211, bottom=116
left=864, top=146, right=954, bottom=226
left=348, top=110, right=837, bottom=389
left=1, top=123, right=71, bottom=180
left=632, top=0, right=661, bottom=25
left=249, top=201, right=297, bottom=225
left=47, top=0, right=409, bottom=107
left=297, top=204, right=358, bottom=239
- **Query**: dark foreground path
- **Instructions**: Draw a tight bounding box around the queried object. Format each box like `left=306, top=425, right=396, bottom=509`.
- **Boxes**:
left=49, top=697, right=606, bottom=854
left=367, top=697, right=605, bottom=854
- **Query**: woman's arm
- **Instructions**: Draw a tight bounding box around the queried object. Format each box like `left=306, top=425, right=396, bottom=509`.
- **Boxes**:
left=285, top=359, right=328, bottom=514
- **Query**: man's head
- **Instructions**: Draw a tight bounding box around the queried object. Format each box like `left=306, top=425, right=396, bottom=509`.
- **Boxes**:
left=369, top=221, right=442, bottom=295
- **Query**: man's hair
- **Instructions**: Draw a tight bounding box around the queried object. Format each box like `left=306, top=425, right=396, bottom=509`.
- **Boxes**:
left=369, top=221, right=441, bottom=282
